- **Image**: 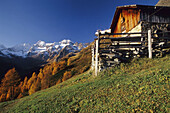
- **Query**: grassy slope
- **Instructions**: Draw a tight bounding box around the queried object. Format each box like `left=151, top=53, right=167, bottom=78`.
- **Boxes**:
left=0, top=55, right=169, bottom=113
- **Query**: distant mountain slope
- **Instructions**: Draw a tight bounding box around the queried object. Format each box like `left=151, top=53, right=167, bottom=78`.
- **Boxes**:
left=0, top=40, right=89, bottom=81
left=156, top=0, right=170, bottom=6
left=0, top=40, right=89, bottom=61
left=0, top=54, right=169, bottom=112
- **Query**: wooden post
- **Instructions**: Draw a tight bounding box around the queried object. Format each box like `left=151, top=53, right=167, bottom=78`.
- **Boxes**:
left=148, top=29, right=152, bottom=59
left=91, top=46, right=95, bottom=70
left=95, top=31, right=100, bottom=76
left=95, top=39, right=99, bottom=76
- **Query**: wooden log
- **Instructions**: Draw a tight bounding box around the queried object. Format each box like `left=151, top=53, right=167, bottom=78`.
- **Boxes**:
left=99, top=48, right=136, bottom=51
left=115, top=42, right=142, bottom=45
left=100, top=36, right=142, bottom=40
left=113, top=48, right=142, bottom=51
left=99, top=32, right=147, bottom=36
left=100, top=53, right=117, bottom=58
left=148, top=29, right=152, bottom=59
left=100, top=57, right=120, bottom=63
left=152, top=37, right=170, bottom=40
left=106, top=61, right=120, bottom=64
left=152, top=31, right=170, bottom=34
left=109, top=45, right=145, bottom=49
left=99, top=41, right=143, bottom=45
left=100, top=54, right=128, bottom=61
left=153, top=45, right=170, bottom=49
left=110, top=44, right=142, bottom=47
left=99, top=50, right=122, bottom=55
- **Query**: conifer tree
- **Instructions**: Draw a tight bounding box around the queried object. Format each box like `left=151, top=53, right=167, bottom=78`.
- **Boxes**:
left=27, top=72, right=37, bottom=89
left=38, top=69, right=44, bottom=79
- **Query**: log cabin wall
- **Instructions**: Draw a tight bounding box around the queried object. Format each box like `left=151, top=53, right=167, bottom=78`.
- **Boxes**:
left=140, top=7, right=170, bottom=23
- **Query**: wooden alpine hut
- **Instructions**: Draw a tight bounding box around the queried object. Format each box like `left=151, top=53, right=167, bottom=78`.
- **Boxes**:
left=92, top=4, right=170, bottom=76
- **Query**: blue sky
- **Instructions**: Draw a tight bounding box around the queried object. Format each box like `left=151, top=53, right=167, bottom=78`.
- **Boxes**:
left=0, top=0, right=158, bottom=47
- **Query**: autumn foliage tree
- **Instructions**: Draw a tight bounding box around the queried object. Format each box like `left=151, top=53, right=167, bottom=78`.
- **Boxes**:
left=62, top=71, right=72, bottom=82
left=0, top=68, right=21, bottom=102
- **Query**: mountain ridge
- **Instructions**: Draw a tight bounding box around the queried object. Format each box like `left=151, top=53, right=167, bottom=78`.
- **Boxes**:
left=0, top=39, right=89, bottom=60
left=0, top=39, right=89, bottom=82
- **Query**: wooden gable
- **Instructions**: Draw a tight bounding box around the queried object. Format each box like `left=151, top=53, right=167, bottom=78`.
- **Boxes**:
left=113, top=8, right=140, bottom=34
left=110, top=5, right=170, bottom=36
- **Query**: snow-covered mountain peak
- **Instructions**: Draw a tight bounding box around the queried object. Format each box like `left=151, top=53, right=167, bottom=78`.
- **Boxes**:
left=34, top=40, right=46, bottom=47
left=59, top=39, right=74, bottom=47
left=10, top=43, right=32, bottom=52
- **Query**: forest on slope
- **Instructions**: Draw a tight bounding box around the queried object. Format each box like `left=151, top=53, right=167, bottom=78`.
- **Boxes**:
left=0, top=45, right=92, bottom=102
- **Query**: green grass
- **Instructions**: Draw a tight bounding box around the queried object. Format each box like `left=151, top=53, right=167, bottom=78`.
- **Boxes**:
left=0, top=55, right=170, bottom=113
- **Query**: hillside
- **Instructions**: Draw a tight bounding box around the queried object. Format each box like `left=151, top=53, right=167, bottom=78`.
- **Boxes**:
left=0, top=54, right=169, bottom=112
left=0, top=44, right=92, bottom=102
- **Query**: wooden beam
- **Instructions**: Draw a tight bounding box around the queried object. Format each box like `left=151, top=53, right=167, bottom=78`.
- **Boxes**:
left=152, top=37, right=170, bottom=40
left=100, top=36, right=142, bottom=40
left=99, top=32, right=147, bottom=36
left=148, top=29, right=152, bottom=59
left=99, top=48, right=139, bottom=51
left=99, top=50, right=122, bottom=55
left=153, top=45, right=170, bottom=49
left=100, top=42, right=142, bottom=45
left=110, top=44, right=142, bottom=47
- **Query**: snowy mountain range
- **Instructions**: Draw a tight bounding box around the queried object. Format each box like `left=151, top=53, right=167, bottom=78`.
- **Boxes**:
left=0, top=40, right=89, bottom=60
